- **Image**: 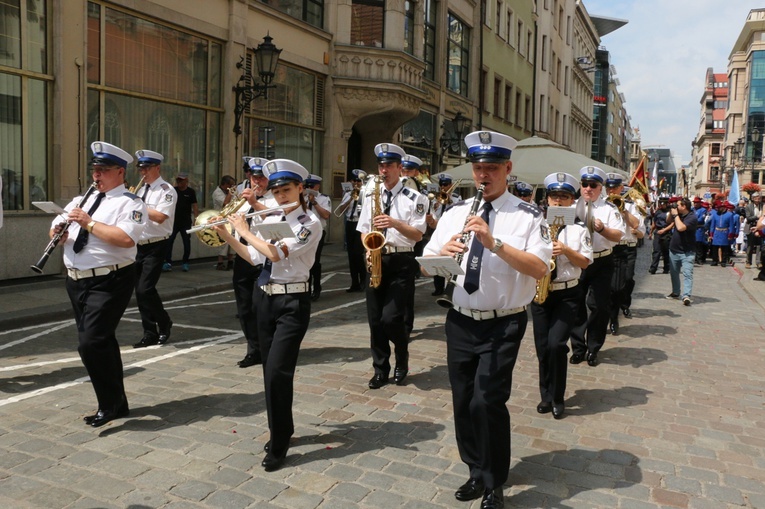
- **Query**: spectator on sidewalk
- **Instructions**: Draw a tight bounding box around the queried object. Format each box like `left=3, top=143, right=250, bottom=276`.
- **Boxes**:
left=666, top=197, right=698, bottom=306
left=648, top=197, right=671, bottom=274
left=164, top=173, right=198, bottom=272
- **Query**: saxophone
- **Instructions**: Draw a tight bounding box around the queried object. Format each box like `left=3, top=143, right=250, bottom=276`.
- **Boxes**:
left=533, top=216, right=565, bottom=305
left=362, top=175, right=386, bottom=288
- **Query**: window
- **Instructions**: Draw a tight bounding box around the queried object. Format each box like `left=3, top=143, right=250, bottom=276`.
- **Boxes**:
left=517, top=20, right=524, bottom=55
left=1, top=0, right=50, bottom=212
left=404, top=1, right=415, bottom=55
left=524, top=95, right=531, bottom=130
left=481, top=69, right=488, bottom=113
left=505, top=83, right=513, bottom=121
left=424, top=0, right=436, bottom=80
left=87, top=2, right=227, bottom=207
left=541, top=36, right=547, bottom=71
left=494, top=76, right=502, bottom=117
left=260, top=0, right=324, bottom=29
left=506, top=9, right=514, bottom=47
left=496, top=1, right=502, bottom=36
left=447, top=13, right=470, bottom=97
left=515, top=90, right=522, bottom=126
left=351, top=0, right=384, bottom=47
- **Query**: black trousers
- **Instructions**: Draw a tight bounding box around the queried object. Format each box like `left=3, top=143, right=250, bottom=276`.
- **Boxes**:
left=446, top=308, right=526, bottom=491
left=166, top=224, right=192, bottom=264
left=66, top=265, right=135, bottom=411
left=695, top=240, right=708, bottom=264
left=570, top=254, right=614, bottom=357
left=233, top=255, right=263, bottom=358
left=366, top=252, right=417, bottom=375
left=650, top=234, right=670, bottom=272
left=621, top=246, right=638, bottom=310
left=135, top=240, right=172, bottom=336
left=256, top=290, right=311, bottom=458
left=346, top=221, right=365, bottom=289
left=309, top=231, right=326, bottom=295
left=531, top=285, right=582, bottom=404
left=610, top=245, right=631, bottom=322
left=746, top=234, right=761, bottom=265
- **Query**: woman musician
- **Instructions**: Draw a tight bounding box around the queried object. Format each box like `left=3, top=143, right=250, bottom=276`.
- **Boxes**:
left=214, top=159, right=321, bottom=472
left=530, top=172, right=593, bottom=420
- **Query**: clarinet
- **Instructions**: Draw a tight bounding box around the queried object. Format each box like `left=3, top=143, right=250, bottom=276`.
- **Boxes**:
left=436, top=184, right=486, bottom=309
left=31, top=182, right=98, bottom=274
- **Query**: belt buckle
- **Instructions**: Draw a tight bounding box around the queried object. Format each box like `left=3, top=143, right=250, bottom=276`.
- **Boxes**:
left=471, top=309, right=482, bottom=320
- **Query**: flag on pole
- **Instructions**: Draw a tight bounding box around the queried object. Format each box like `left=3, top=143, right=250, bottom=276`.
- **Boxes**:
left=729, top=170, right=740, bottom=205
left=628, top=154, right=650, bottom=200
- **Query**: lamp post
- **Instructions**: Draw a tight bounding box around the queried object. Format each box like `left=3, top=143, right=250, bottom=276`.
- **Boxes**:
left=735, top=127, right=761, bottom=194
left=232, top=34, right=282, bottom=137
left=439, top=112, right=468, bottom=165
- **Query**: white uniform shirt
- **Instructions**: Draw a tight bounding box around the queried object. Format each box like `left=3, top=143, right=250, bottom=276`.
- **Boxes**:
left=138, top=177, right=177, bottom=240
left=212, top=186, right=229, bottom=210
left=357, top=180, right=428, bottom=248
left=52, top=185, right=147, bottom=270
left=234, top=192, right=278, bottom=242
left=577, top=197, right=625, bottom=252
left=309, top=193, right=331, bottom=230
left=424, top=191, right=553, bottom=310
left=235, top=179, right=251, bottom=195
left=619, top=201, right=646, bottom=243
left=247, top=206, right=322, bottom=283
left=552, top=223, right=593, bottom=282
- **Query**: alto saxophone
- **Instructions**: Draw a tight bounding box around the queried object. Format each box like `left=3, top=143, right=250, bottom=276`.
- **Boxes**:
left=533, top=217, right=565, bottom=304
left=362, top=175, right=386, bottom=288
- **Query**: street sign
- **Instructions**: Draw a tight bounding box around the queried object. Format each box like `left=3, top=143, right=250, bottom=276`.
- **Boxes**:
left=703, top=192, right=711, bottom=199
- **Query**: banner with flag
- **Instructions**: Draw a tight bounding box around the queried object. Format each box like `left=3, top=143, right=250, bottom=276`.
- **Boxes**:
left=729, top=170, right=740, bottom=205
left=628, top=154, right=650, bottom=201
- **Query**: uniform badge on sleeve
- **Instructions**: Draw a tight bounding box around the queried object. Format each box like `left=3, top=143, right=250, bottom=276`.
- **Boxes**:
left=583, top=232, right=592, bottom=248
left=297, top=226, right=312, bottom=244
left=131, top=211, right=143, bottom=223
left=416, top=203, right=425, bottom=216
left=540, top=224, right=551, bottom=243
left=165, top=193, right=174, bottom=203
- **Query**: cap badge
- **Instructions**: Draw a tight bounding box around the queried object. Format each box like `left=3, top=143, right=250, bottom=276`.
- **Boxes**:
left=381, top=143, right=389, bottom=153
left=93, top=142, right=102, bottom=153
left=557, top=173, right=566, bottom=182
left=265, top=161, right=277, bottom=172
left=479, top=132, right=492, bottom=145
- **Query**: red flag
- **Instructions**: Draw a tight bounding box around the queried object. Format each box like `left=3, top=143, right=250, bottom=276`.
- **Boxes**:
left=628, top=155, right=650, bottom=202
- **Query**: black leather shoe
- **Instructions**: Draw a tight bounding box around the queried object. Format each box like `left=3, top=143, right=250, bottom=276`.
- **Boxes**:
left=610, top=321, right=619, bottom=335
left=311, top=291, right=321, bottom=302
left=157, top=321, right=173, bottom=345
left=261, top=449, right=287, bottom=472
left=85, top=398, right=129, bottom=425
left=569, top=354, right=584, bottom=365
left=622, top=307, right=632, bottom=318
left=89, top=405, right=130, bottom=428
left=455, top=478, right=485, bottom=501
left=648, top=269, right=656, bottom=274
left=586, top=352, right=598, bottom=367
left=393, top=366, right=408, bottom=385
left=133, top=335, right=159, bottom=348
left=552, top=402, right=565, bottom=419
left=536, top=401, right=552, bottom=414
left=368, top=373, right=389, bottom=389
left=238, top=353, right=262, bottom=368
left=263, top=440, right=271, bottom=453
left=481, top=487, right=504, bottom=509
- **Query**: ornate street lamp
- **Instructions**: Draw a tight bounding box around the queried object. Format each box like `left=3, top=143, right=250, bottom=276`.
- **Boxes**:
left=232, top=34, right=282, bottom=136
left=439, top=112, right=468, bottom=163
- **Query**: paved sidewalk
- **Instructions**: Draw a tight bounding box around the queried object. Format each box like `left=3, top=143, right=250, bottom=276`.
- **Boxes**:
left=1, top=245, right=764, bottom=508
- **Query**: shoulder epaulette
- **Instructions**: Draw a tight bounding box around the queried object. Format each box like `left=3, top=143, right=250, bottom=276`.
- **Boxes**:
left=160, top=183, right=170, bottom=191
left=401, top=187, right=417, bottom=201
left=124, top=192, right=139, bottom=200
left=604, top=200, right=618, bottom=209
left=518, top=201, right=542, bottom=217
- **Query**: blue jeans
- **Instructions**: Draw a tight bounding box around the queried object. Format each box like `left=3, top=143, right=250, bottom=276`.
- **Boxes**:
left=669, top=250, right=694, bottom=298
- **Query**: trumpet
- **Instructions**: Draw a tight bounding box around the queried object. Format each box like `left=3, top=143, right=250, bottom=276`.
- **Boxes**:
left=128, top=176, right=145, bottom=194
left=333, top=184, right=362, bottom=217
left=436, top=183, right=486, bottom=309
left=607, top=194, right=624, bottom=212
left=186, top=202, right=298, bottom=235
left=435, top=179, right=463, bottom=206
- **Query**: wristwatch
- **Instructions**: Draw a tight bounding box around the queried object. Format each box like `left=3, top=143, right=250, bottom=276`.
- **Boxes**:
left=86, top=220, right=96, bottom=233
left=490, top=238, right=503, bottom=253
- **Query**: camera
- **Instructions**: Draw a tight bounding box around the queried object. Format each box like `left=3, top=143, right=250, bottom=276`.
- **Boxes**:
left=670, top=202, right=678, bottom=209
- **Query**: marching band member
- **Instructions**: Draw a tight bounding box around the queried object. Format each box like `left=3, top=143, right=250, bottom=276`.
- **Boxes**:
left=51, top=141, right=146, bottom=427
left=232, top=157, right=273, bottom=368
left=512, top=180, right=534, bottom=203
left=305, top=174, right=331, bottom=301
left=215, top=159, right=320, bottom=472
left=358, top=143, right=428, bottom=389
left=604, top=175, right=644, bottom=334
left=569, top=166, right=625, bottom=367
left=132, top=149, right=177, bottom=348
left=428, top=173, right=462, bottom=296
left=423, top=131, right=551, bottom=509
left=531, top=173, right=593, bottom=420
left=335, top=169, right=367, bottom=292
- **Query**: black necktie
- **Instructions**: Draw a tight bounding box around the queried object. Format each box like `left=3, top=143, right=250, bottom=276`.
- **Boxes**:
left=141, top=183, right=150, bottom=202
left=73, top=192, right=106, bottom=253
left=463, top=202, right=492, bottom=295
left=240, top=206, right=255, bottom=245
left=384, top=190, right=392, bottom=215
left=349, top=199, right=358, bottom=220
left=257, top=216, right=287, bottom=286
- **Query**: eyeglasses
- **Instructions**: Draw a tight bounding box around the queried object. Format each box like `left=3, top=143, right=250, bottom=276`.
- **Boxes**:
left=548, top=193, right=572, bottom=200
left=580, top=181, right=600, bottom=189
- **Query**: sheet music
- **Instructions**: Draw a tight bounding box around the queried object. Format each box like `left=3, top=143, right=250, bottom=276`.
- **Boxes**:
left=254, top=221, right=296, bottom=241
left=341, top=182, right=353, bottom=193
left=545, top=205, right=577, bottom=227
left=33, top=201, right=68, bottom=215
left=416, top=256, right=465, bottom=278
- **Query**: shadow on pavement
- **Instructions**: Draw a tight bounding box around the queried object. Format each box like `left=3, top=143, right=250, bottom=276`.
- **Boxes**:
left=508, top=448, right=642, bottom=508
left=599, top=346, right=668, bottom=368
left=298, top=346, right=370, bottom=366
left=564, top=386, right=652, bottom=416
left=0, top=365, right=87, bottom=394
left=98, top=392, right=264, bottom=436
left=286, top=419, right=446, bottom=468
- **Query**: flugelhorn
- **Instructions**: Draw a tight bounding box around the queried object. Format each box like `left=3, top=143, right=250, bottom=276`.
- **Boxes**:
left=192, top=188, right=249, bottom=247
left=128, top=176, right=145, bottom=194
left=436, top=183, right=486, bottom=309
left=31, top=182, right=98, bottom=273
left=186, top=202, right=298, bottom=235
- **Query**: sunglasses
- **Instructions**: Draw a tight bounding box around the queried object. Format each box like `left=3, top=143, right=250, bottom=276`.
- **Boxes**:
left=580, top=181, right=600, bottom=189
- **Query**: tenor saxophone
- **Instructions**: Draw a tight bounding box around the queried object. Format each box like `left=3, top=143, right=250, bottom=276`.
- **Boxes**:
left=533, top=219, right=564, bottom=304
left=362, top=175, right=386, bottom=288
